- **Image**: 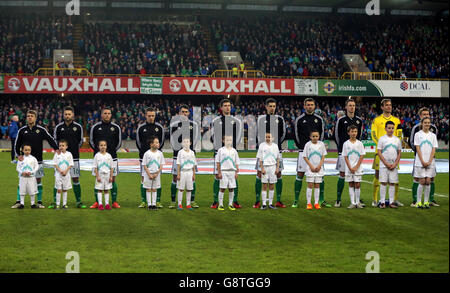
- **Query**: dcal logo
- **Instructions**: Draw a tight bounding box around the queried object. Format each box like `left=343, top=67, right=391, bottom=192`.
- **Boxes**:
left=169, top=79, right=182, bottom=93
left=8, top=78, right=21, bottom=91
left=400, top=81, right=408, bottom=91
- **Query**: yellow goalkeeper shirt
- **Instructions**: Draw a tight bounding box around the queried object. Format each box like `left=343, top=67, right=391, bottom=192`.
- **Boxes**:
left=371, top=114, right=402, bottom=147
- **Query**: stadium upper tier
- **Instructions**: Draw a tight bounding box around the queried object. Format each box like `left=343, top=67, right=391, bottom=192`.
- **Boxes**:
left=0, top=14, right=448, bottom=79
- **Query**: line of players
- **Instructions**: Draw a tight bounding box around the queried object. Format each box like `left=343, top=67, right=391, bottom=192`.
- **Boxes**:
left=12, top=97, right=440, bottom=209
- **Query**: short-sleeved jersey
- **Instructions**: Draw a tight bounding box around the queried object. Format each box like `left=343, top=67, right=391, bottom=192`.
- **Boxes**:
left=377, top=134, right=402, bottom=167
left=408, top=123, right=438, bottom=152
left=142, top=149, right=165, bottom=173
left=52, top=151, right=74, bottom=175
left=215, top=147, right=240, bottom=171
left=342, top=139, right=366, bottom=175
left=16, top=154, right=39, bottom=177
left=176, top=148, right=197, bottom=171
left=414, top=130, right=438, bottom=166
left=93, top=152, right=113, bottom=174
left=303, top=141, right=327, bottom=176
left=256, top=142, right=279, bottom=166
left=371, top=114, right=402, bottom=148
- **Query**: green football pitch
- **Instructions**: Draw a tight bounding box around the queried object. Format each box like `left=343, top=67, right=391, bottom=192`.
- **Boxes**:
left=0, top=151, right=448, bottom=273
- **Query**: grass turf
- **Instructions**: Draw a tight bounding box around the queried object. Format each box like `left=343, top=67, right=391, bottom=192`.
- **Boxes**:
left=0, top=151, right=448, bottom=273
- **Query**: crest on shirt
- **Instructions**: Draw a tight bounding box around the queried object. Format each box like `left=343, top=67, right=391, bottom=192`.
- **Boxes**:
left=73, top=127, right=77, bottom=131
left=155, top=128, right=159, bottom=132
left=24, top=131, right=28, bottom=134
left=110, top=127, right=115, bottom=131
left=36, top=129, right=40, bottom=133
left=189, top=125, right=193, bottom=130
left=99, top=127, right=102, bottom=130
left=62, top=128, right=65, bottom=131
left=314, top=119, right=318, bottom=123
left=356, top=121, right=360, bottom=124
left=143, top=129, right=147, bottom=132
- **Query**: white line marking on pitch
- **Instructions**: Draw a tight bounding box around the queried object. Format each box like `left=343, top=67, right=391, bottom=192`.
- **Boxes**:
left=361, top=180, right=449, bottom=198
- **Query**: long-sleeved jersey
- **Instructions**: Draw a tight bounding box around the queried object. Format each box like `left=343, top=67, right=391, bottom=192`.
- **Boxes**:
left=256, top=114, right=286, bottom=149
left=89, top=121, right=122, bottom=159
left=170, top=117, right=200, bottom=158
left=136, top=122, right=165, bottom=159
left=54, top=121, right=84, bottom=159
left=14, top=124, right=58, bottom=162
left=211, top=115, right=243, bottom=154
left=408, top=123, right=438, bottom=153
left=294, top=112, right=324, bottom=152
left=371, top=114, right=402, bottom=148
left=334, top=114, right=363, bottom=154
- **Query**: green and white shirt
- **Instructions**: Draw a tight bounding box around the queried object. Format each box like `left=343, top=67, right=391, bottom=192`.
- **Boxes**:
left=16, top=154, right=39, bottom=177
left=93, top=152, right=113, bottom=175
left=142, top=149, right=165, bottom=174
left=342, top=139, right=365, bottom=175
left=414, top=130, right=438, bottom=167
left=52, top=151, right=74, bottom=177
left=215, top=146, right=240, bottom=171
left=256, top=142, right=279, bottom=167
left=377, top=134, right=402, bottom=167
left=303, top=141, right=327, bottom=176
left=176, top=148, right=197, bottom=171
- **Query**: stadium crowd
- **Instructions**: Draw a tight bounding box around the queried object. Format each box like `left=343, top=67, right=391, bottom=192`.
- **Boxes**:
left=356, top=17, right=449, bottom=79
left=0, top=14, right=74, bottom=74
left=0, top=14, right=447, bottom=79
left=80, top=22, right=217, bottom=76
left=211, top=17, right=348, bottom=77
left=1, top=96, right=448, bottom=147
left=211, top=15, right=448, bottom=79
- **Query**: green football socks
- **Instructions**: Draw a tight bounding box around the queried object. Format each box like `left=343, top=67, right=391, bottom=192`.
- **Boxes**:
left=171, top=181, right=177, bottom=202
left=233, top=181, right=239, bottom=203
left=191, top=181, right=196, bottom=201
left=337, top=177, right=345, bottom=201
left=213, top=178, right=220, bottom=203
left=140, top=183, right=146, bottom=203
left=412, top=181, right=419, bottom=202
left=73, top=183, right=82, bottom=202
left=294, top=176, right=303, bottom=202
left=37, top=184, right=43, bottom=202
left=157, top=187, right=161, bottom=202
left=276, top=178, right=283, bottom=202
left=255, top=177, right=262, bottom=202
left=430, top=181, right=435, bottom=202
left=111, top=182, right=118, bottom=203
left=319, top=181, right=325, bottom=203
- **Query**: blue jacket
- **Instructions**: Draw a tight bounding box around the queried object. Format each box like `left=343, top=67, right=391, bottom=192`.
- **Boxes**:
left=8, top=121, right=18, bottom=139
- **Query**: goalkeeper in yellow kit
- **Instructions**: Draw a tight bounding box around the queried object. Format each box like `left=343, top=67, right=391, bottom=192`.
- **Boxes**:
left=370, top=98, right=404, bottom=207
